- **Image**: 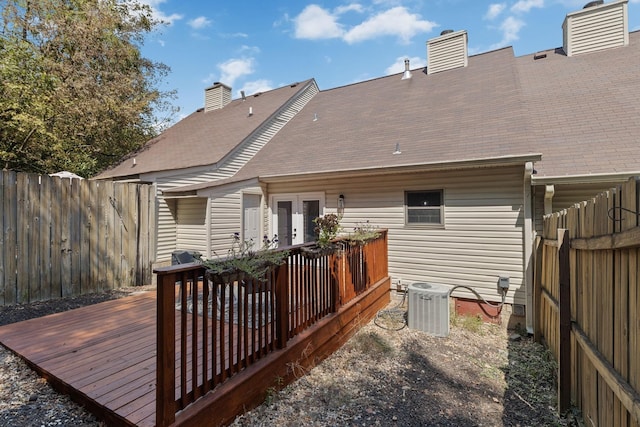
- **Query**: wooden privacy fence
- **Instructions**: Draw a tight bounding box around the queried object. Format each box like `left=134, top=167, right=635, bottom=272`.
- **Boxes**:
left=0, top=170, right=156, bottom=306
left=535, top=176, right=640, bottom=426
left=154, top=231, right=389, bottom=426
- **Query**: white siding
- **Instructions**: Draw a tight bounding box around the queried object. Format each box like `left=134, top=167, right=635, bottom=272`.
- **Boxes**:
left=149, top=82, right=319, bottom=262
left=427, top=30, right=468, bottom=75
left=175, top=198, right=208, bottom=255
left=563, top=0, right=628, bottom=57
left=268, top=165, right=527, bottom=305
left=201, top=182, right=264, bottom=258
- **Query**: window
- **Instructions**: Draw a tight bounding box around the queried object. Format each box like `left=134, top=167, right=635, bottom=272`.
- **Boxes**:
left=406, top=190, right=443, bottom=225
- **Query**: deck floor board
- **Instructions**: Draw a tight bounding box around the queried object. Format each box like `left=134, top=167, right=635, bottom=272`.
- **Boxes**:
left=0, top=290, right=277, bottom=426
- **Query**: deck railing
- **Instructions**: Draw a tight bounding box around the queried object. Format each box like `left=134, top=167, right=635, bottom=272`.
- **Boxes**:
left=154, top=230, right=388, bottom=426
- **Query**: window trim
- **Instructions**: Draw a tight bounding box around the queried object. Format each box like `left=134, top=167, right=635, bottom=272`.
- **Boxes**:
left=404, top=189, right=445, bottom=227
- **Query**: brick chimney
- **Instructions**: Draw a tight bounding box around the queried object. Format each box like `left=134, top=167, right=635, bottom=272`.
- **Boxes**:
left=204, top=82, right=232, bottom=112
left=426, top=30, right=468, bottom=75
left=563, top=0, right=629, bottom=57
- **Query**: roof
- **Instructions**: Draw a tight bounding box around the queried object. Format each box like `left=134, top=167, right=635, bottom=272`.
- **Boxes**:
left=516, top=31, right=640, bottom=179
left=202, top=31, right=640, bottom=189
left=211, top=47, right=539, bottom=185
left=101, top=29, right=640, bottom=190
left=96, top=80, right=314, bottom=179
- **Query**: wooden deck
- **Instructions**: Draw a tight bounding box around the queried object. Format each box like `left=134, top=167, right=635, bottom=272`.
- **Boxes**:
left=0, top=281, right=391, bottom=426
left=0, top=276, right=391, bottom=426
left=0, top=292, right=158, bottom=425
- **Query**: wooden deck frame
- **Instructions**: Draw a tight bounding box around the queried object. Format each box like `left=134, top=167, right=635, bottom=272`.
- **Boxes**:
left=0, top=232, right=390, bottom=426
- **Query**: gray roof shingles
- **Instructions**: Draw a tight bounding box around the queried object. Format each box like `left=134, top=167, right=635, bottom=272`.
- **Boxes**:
left=96, top=80, right=314, bottom=179
left=100, top=31, right=640, bottom=186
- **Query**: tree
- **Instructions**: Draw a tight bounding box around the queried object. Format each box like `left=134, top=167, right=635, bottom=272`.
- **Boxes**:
left=0, top=0, right=176, bottom=176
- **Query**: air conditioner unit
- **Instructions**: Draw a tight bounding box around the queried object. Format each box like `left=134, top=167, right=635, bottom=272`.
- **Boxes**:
left=407, top=282, right=450, bottom=337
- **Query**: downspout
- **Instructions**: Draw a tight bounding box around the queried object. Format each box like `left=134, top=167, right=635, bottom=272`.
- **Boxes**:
left=206, top=196, right=212, bottom=259
left=523, top=162, right=534, bottom=333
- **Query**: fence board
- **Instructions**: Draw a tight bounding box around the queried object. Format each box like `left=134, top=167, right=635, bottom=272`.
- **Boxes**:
left=70, top=179, right=81, bottom=296
left=0, top=171, right=156, bottom=307
left=50, top=176, right=62, bottom=298
left=538, top=176, right=640, bottom=426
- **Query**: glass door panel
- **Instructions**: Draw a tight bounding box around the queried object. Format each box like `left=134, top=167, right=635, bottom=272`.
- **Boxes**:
left=276, top=201, right=293, bottom=247
left=302, top=200, right=320, bottom=243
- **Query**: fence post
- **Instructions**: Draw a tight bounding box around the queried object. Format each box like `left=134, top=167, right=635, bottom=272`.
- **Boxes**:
left=558, top=228, right=571, bottom=413
left=156, top=271, right=176, bottom=427
left=533, top=235, right=543, bottom=343
left=275, top=261, right=289, bottom=349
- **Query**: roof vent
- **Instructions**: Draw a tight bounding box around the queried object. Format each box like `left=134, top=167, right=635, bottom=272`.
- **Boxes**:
left=584, top=0, right=604, bottom=8
left=204, top=82, right=232, bottom=113
left=401, top=59, right=412, bottom=80
left=563, top=0, right=629, bottom=57
left=427, top=30, right=468, bottom=75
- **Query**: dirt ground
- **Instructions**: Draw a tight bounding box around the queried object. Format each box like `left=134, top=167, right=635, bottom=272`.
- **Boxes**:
left=0, top=289, right=582, bottom=426
left=231, top=296, right=582, bottom=426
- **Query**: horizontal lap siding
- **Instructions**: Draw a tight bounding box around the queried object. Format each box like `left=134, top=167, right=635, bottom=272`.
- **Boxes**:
left=152, top=83, right=318, bottom=263
left=203, top=183, right=263, bottom=259
left=268, top=165, right=526, bottom=305
left=176, top=198, right=208, bottom=255
left=155, top=173, right=224, bottom=262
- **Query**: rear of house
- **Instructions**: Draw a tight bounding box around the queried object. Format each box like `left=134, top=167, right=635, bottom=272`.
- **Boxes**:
left=99, top=0, right=640, bottom=333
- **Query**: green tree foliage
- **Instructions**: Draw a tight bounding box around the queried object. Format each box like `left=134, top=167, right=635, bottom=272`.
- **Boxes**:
left=0, top=0, right=176, bottom=176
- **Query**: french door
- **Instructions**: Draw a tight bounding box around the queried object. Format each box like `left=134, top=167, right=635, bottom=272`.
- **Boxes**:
left=271, top=193, right=324, bottom=247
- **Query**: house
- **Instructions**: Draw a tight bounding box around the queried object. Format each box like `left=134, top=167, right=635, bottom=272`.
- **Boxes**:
left=97, top=0, right=640, bottom=331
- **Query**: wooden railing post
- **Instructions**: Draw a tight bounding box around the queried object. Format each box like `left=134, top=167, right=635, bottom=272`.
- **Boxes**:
left=558, top=228, right=571, bottom=413
left=156, top=271, right=176, bottom=427
left=275, top=261, right=289, bottom=349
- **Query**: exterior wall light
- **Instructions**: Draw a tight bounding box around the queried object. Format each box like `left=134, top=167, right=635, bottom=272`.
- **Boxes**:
left=338, top=194, right=345, bottom=217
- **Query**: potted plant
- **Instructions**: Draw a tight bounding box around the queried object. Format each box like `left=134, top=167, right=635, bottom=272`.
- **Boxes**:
left=344, top=221, right=381, bottom=246
left=203, top=233, right=289, bottom=283
left=301, top=213, right=342, bottom=258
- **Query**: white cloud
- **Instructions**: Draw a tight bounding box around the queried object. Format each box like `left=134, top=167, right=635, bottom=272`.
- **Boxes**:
left=218, top=58, right=255, bottom=87
left=484, top=3, right=506, bottom=20
left=293, top=5, right=344, bottom=40
left=343, top=7, right=437, bottom=44
left=385, top=56, right=426, bottom=75
left=238, top=79, right=274, bottom=97
left=335, top=4, right=365, bottom=14
left=511, top=0, right=544, bottom=14
left=488, top=16, right=525, bottom=50
left=188, top=16, right=212, bottom=30
left=138, top=0, right=183, bottom=25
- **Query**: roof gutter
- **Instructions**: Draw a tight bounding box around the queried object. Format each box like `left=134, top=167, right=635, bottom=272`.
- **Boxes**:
left=258, top=153, right=542, bottom=183
left=532, top=171, right=640, bottom=185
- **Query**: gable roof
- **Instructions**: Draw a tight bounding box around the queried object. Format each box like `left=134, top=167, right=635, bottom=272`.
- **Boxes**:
left=96, top=80, right=315, bottom=179
left=517, top=30, right=640, bottom=182
left=196, top=47, right=539, bottom=187
left=171, top=31, right=640, bottom=194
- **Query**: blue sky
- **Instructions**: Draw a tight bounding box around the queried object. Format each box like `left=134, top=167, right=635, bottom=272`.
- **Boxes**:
left=139, top=0, right=640, bottom=120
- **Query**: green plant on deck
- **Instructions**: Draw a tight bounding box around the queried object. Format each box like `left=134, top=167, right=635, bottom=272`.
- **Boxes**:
left=313, top=213, right=341, bottom=248
left=344, top=220, right=381, bottom=245
left=203, top=233, right=288, bottom=281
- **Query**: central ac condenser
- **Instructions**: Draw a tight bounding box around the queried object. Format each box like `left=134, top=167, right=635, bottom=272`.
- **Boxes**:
left=407, top=282, right=450, bottom=337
